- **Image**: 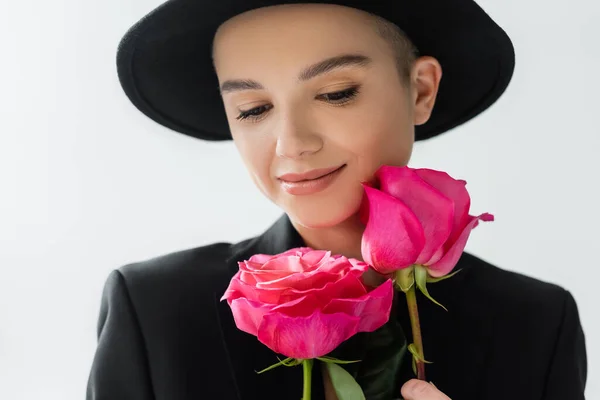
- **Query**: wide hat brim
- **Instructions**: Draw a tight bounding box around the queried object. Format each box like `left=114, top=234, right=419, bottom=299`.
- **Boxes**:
left=116, top=0, right=515, bottom=142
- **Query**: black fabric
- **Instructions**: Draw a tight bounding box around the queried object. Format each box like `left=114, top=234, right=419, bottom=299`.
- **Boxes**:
left=86, top=214, right=587, bottom=399
left=116, top=0, right=516, bottom=142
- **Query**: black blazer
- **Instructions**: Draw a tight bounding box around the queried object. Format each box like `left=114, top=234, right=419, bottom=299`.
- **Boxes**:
left=86, top=214, right=587, bottom=400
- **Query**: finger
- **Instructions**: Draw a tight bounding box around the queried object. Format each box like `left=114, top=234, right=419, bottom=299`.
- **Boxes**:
left=401, top=379, right=451, bottom=400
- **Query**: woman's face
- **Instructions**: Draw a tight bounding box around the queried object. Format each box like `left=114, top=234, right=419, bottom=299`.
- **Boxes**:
left=212, top=4, right=440, bottom=228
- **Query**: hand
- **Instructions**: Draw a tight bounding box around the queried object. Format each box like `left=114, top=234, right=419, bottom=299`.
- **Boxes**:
left=401, top=379, right=452, bottom=400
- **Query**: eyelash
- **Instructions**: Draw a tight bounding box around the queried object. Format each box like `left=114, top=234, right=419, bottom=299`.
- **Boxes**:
left=235, top=85, right=361, bottom=122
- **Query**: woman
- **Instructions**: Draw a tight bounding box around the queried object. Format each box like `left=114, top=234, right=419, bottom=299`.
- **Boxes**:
left=86, top=1, right=587, bottom=399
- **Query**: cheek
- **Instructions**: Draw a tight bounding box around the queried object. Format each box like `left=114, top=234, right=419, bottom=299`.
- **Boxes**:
left=233, top=135, right=276, bottom=196
left=335, top=100, right=414, bottom=180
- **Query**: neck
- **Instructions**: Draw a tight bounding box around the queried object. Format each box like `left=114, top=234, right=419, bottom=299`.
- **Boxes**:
left=289, top=213, right=365, bottom=261
left=289, top=213, right=388, bottom=287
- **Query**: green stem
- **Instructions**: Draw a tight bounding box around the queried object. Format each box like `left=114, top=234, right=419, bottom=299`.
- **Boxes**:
left=302, top=359, right=313, bottom=400
left=406, top=285, right=426, bottom=381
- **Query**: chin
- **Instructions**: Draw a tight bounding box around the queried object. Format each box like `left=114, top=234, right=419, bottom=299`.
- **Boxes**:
left=284, top=195, right=362, bottom=229
left=289, top=211, right=349, bottom=229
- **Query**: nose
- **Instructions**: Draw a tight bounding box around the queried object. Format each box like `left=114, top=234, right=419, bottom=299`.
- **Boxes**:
left=275, top=114, right=323, bottom=159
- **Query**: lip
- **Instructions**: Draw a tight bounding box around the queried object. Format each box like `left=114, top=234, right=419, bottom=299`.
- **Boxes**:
left=278, top=165, right=346, bottom=182
left=278, top=164, right=346, bottom=196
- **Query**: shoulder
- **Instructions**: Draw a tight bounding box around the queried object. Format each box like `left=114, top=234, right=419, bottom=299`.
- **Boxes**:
left=91, top=239, right=260, bottom=387
left=455, top=253, right=586, bottom=393
left=115, top=238, right=253, bottom=297
left=100, top=238, right=256, bottom=331
left=457, top=252, right=580, bottom=339
left=460, top=251, right=573, bottom=310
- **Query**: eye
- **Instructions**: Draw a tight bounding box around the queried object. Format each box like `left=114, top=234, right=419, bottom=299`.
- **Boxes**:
left=235, top=85, right=361, bottom=122
left=235, top=104, right=273, bottom=121
left=317, top=86, right=360, bottom=105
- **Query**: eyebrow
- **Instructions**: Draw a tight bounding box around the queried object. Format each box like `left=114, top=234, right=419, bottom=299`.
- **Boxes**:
left=219, top=53, right=372, bottom=94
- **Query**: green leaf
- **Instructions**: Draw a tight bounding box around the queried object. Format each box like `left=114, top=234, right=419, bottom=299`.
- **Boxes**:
left=407, top=343, right=432, bottom=364
left=325, top=362, right=366, bottom=400
left=255, top=357, right=294, bottom=374
left=414, top=266, right=448, bottom=311
left=426, top=268, right=463, bottom=283
left=317, top=356, right=362, bottom=364
left=353, top=292, right=409, bottom=400
left=282, top=357, right=301, bottom=367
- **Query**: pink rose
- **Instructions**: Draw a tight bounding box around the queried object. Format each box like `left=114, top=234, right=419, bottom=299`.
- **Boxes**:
left=221, top=247, right=394, bottom=360
left=360, top=165, right=494, bottom=277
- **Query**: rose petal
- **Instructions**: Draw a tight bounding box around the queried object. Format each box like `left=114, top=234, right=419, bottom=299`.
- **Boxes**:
left=246, top=248, right=313, bottom=265
left=376, top=166, right=455, bottom=265
left=226, top=267, right=370, bottom=305
left=240, top=259, right=302, bottom=284
left=424, top=246, right=445, bottom=266
left=361, top=185, right=425, bottom=274
left=322, top=279, right=394, bottom=332
left=222, top=276, right=285, bottom=304
left=270, top=294, right=322, bottom=317
left=220, top=271, right=243, bottom=302
left=238, top=270, right=259, bottom=285
left=240, top=260, right=290, bottom=276
left=257, top=270, right=342, bottom=291
left=276, top=272, right=368, bottom=304
left=478, top=212, right=495, bottom=222
left=256, top=256, right=367, bottom=292
left=239, top=260, right=296, bottom=284
left=246, top=254, right=277, bottom=264
left=427, top=213, right=493, bottom=277
left=255, top=260, right=362, bottom=291
left=280, top=247, right=315, bottom=256
left=414, top=169, right=472, bottom=247
left=358, top=185, right=372, bottom=225
left=348, top=258, right=371, bottom=273
left=229, top=292, right=337, bottom=336
left=257, top=310, right=360, bottom=359
left=300, top=250, right=332, bottom=267
left=261, top=256, right=305, bottom=273
left=229, top=297, right=276, bottom=336
left=314, top=256, right=363, bottom=275
left=243, top=270, right=290, bottom=284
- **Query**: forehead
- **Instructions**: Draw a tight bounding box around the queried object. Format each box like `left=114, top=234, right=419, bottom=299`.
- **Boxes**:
left=212, top=4, right=385, bottom=72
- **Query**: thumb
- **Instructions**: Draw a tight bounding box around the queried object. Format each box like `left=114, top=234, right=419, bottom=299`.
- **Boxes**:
left=401, top=379, right=451, bottom=400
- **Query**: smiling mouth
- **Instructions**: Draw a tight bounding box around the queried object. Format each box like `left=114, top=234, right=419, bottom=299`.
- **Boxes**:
left=278, top=164, right=346, bottom=183
left=305, top=165, right=346, bottom=180
left=278, top=164, right=347, bottom=196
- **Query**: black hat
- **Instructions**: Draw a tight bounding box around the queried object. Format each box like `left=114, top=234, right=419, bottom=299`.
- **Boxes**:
left=116, top=0, right=515, bottom=142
